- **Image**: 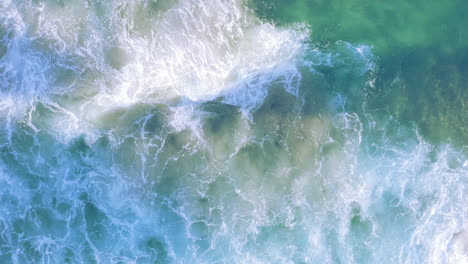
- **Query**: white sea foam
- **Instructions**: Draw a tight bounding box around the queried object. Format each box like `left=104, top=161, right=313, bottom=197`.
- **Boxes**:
left=0, top=0, right=311, bottom=141
left=92, top=0, right=309, bottom=110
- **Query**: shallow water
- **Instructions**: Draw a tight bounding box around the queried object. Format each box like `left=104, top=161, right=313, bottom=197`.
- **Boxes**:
left=0, top=0, right=466, bottom=263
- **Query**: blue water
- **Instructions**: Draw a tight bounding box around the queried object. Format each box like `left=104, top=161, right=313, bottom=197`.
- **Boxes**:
left=0, top=0, right=466, bottom=263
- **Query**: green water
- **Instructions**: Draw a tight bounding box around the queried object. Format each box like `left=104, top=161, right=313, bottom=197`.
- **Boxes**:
left=251, top=0, right=468, bottom=145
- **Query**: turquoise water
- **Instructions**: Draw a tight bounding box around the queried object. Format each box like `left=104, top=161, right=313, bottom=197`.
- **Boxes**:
left=0, top=0, right=466, bottom=263
left=251, top=0, right=468, bottom=144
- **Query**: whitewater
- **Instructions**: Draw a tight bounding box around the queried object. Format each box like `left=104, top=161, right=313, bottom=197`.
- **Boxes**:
left=0, top=0, right=466, bottom=263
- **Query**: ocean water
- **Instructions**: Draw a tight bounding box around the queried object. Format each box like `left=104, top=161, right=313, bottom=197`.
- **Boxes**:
left=0, top=0, right=466, bottom=263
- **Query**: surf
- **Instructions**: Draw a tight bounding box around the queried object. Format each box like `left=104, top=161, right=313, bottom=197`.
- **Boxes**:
left=0, top=0, right=466, bottom=263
